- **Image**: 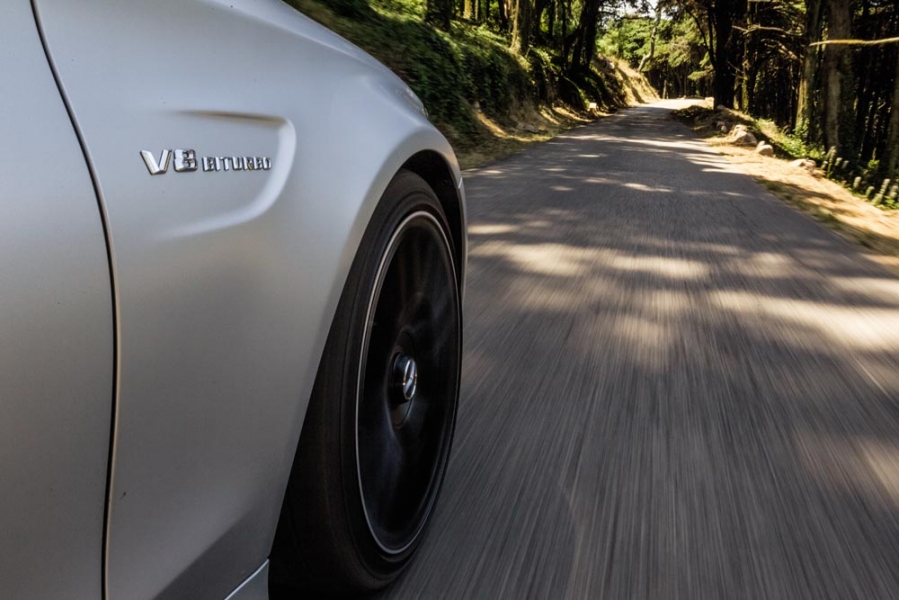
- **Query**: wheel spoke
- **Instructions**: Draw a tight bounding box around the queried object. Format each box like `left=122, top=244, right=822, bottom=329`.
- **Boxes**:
left=358, top=424, right=404, bottom=524
left=357, top=211, right=460, bottom=553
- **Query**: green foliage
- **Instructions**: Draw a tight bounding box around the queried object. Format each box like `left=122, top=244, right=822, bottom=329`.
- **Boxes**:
left=754, top=118, right=817, bottom=160
left=596, top=17, right=654, bottom=64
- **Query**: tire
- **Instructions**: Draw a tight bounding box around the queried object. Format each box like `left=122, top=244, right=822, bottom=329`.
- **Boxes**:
left=270, top=170, right=462, bottom=595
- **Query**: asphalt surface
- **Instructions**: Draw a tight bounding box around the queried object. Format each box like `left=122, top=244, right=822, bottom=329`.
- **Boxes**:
left=381, top=100, right=899, bottom=600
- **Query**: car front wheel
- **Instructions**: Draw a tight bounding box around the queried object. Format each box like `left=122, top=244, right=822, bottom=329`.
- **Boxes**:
left=270, top=169, right=461, bottom=594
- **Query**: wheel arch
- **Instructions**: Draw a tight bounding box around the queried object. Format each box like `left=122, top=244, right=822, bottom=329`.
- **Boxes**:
left=401, top=151, right=467, bottom=292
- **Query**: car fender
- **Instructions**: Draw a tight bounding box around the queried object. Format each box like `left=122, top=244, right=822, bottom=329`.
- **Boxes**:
left=33, top=0, right=464, bottom=598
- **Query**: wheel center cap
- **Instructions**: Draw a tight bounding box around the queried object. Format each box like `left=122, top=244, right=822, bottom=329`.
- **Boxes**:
left=393, top=354, right=418, bottom=402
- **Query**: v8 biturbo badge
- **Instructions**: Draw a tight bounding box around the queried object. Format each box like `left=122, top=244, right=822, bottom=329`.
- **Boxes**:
left=140, top=149, right=271, bottom=175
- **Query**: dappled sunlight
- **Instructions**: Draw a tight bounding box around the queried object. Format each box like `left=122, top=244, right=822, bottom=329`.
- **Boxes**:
left=471, top=241, right=591, bottom=277
left=729, top=251, right=795, bottom=278
left=468, top=223, right=519, bottom=236
left=473, top=111, right=553, bottom=144
left=606, top=254, right=708, bottom=279
left=862, top=441, right=899, bottom=507
left=710, top=291, right=899, bottom=351
left=681, top=154, right=745, bottom=173
left=799, top=434, right=899, bottom=510
left=831, top=277, right=899, bottom=300
left=860, top=440, right=899, bottom=508
left=610, top=315, right=675, bottom=362
left=526, top=219, right=553, bottom=228
left=471, top=230, right=711, bottom=283
left=621, top=182, right=673, bottom=193
left=639, top=289, right=694, bottom=316
left=502, top=276, right=609, bottom=312
left=624, top=137, right=715, bottom=153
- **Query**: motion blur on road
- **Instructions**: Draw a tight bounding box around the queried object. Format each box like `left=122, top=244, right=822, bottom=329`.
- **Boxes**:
left=380, top=100, right=899, bottom=599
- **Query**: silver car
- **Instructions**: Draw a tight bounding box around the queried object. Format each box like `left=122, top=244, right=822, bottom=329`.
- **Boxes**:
left=2, top=1, right=466, bottom=598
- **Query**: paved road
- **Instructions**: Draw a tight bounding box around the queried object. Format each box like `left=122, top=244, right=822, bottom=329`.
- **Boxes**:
left=382, top=100, right=899, bottom=599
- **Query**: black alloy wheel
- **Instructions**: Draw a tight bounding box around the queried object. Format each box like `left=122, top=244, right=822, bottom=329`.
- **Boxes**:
left=270, top=170, right=462, bottom=595
left=356, top=207, right=459, bottom=554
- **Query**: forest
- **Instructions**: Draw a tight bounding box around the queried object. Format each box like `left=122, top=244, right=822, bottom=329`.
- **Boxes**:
left=295, top=0, right=899, bottom=200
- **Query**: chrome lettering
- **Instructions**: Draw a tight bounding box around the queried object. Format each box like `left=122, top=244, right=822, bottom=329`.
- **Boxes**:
left=173, top=149, right=198, bottom=172
left=140, top=149, right=171, bottom=175
left=142, top=149, right=272, bottom=175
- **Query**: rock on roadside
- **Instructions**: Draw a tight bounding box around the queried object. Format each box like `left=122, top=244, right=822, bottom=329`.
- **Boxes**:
left=789, top=158, right=818, bottom=175
left=732, top=128, right=758, bottom=146
left=790, top=158, right=824, bottom=177
left=756, top=141, right=774, bottom=157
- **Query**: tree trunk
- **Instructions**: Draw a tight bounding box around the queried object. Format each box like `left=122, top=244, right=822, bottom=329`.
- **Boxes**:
left=569, top=0, right=602, bottom=73
left=498, top=0, right=509, bottom=31
left=547, top=0, right=556, bottom=44
left=711, top=0, right=744, bottom=109
left=823, top=0, right=855, bottom=157
left=638, top=2, right=663, bottom=72
left=885, top=49, right=899, bottom=176
left=463, top=0, right=475, bottom=20
left=796, top=0, right=823, bottom=137
left=511, top=0, right=532, bottom=55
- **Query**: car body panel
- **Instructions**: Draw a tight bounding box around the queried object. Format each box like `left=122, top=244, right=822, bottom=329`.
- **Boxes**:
left=32, top=0, right=462, bottom=598
left=0, top=3, right=114, bottom=598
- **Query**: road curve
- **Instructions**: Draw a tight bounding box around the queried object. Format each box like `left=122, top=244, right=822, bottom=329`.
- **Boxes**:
left=382, top=100, right=899, bottom=600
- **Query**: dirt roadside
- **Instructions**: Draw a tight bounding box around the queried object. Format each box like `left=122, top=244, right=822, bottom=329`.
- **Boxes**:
left=676, top=105, right=899, bottom=276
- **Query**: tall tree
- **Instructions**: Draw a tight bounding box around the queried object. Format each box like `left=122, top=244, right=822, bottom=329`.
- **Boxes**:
left=498, top=0, right=510, bottom=30
left=883, top=30, right=899, bottom=176
left=570, top=0, right=604, bottom=72
left=677, top=0, right=747, bottom=108
left=711, top=0, right=747, bottom=108
left=638, top=1, right=664, bottom=71
left=511, top=0, right=533, bottom=54
left=823, top=0, right=856, bottom=157
left=796, top=0, right=824, bottom=138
